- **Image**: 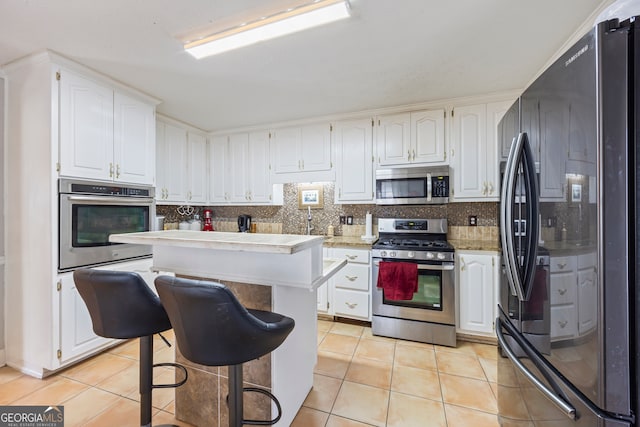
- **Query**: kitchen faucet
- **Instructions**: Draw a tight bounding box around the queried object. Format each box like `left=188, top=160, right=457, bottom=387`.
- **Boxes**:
left=307, top=206, right=314, bottom=235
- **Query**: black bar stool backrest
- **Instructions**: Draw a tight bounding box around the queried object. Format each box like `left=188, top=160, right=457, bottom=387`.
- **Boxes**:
left=73, top=269, right=171, bottom=339
left=155, top=276, right=295, bottom=367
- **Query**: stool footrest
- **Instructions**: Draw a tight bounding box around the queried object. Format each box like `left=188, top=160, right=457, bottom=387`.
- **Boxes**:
left=152, top=363, right=188, bottom=389
left=241, top=387, right=283, bottom=426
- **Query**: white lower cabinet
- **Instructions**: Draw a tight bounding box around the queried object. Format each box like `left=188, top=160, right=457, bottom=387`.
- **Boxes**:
left=456, top=250, right=500, bottom=335
left=549, top=252, right=597, bottom=341
left=321, top=247, right=371, bottom=321
left=58, top=259, right=160, bottom=366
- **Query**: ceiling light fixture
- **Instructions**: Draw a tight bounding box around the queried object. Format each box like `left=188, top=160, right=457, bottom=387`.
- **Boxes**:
left=184, top=0, right=351, bottom=59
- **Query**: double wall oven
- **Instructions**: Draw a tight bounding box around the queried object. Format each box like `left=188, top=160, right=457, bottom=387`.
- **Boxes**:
left=372, top=218, right=456, bottom=347
left=58, top=178, right=155, bottom=272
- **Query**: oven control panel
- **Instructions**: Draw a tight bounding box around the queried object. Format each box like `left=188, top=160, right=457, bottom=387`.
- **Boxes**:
left=372, top=249, right=455, bottom=263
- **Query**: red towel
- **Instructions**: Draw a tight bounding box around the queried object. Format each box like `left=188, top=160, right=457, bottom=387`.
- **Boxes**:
left=377, top=261, right=418, bottom=300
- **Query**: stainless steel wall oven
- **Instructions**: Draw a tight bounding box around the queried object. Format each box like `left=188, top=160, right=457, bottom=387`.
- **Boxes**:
left=371, top=218, right=456, bottom=347
left=58, top=178, right=155, bottom=271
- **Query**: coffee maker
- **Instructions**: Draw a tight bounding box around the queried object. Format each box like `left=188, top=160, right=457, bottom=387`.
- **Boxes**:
left=203, top=209, right=214, bottom=231
left=238, top=214, right=251, bottom=232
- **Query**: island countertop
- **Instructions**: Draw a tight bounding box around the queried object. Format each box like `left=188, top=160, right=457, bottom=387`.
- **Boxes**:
left=109, top=230, right=324, bottom=254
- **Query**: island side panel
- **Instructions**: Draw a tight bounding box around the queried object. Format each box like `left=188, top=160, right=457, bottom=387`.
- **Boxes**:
left=271, top=284, right=317, bottom=427
left=153, top=244, right=323, bottom=289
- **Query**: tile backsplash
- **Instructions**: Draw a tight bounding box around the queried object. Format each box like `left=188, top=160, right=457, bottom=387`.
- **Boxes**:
left=157, top=182, right=499, bottom=242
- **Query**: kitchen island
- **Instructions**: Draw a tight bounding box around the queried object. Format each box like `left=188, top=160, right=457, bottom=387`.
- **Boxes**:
left=110, top=230, right=346, bottom=427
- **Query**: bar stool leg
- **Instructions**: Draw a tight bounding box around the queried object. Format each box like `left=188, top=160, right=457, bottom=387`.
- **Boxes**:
left=228, top=364, right=244, bottom=427
left=140, top=335, right=153, bottom=427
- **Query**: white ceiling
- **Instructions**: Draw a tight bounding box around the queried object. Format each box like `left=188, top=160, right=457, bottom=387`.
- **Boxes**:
left=0, top=0, right=609, bottom=132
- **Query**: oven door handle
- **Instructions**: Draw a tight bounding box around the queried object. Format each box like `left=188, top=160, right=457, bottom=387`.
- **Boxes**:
left=373, top=260, right=454, bottom=271
left=65, top=195, right=154, bottom=205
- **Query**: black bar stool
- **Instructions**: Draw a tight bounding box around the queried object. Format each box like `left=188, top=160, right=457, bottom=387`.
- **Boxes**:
left=154, top=276, right=295, bottom=427
left=73, top=269, right=188, bottom=427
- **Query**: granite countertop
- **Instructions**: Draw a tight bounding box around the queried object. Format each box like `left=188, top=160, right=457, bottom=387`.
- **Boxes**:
left=109, top=230, right=324, bottom=254
left=449, top=239, right=501, bottom=252
left=323, top=235, right=375, bottom=248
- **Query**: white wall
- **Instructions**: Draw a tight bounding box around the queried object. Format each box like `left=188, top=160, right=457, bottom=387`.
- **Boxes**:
left=0, top=75, right=5, bottom=361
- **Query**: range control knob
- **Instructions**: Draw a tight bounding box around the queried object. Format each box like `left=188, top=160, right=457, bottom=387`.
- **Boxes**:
left=389, top=251, right=397, bottom=258
left=426, top=252, right=435, bottom=259
left=380, top=250, right=387, bottom=257
left=437, top=253, right=446, bottom=260
left=407, top=251, right=415, bottom=258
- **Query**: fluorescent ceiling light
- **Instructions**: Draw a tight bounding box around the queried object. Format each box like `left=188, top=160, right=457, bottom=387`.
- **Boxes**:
left=185, top=0, right=351, bottom=59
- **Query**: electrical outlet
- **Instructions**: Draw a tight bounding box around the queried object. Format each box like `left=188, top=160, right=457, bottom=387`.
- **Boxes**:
left=339, top=216, right=346, bottom=224
left=468, top=215, right=478, bottom=226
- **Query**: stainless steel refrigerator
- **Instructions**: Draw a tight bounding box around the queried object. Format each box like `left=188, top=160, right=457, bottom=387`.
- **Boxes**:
left=497, top=16, right=639, bottom=426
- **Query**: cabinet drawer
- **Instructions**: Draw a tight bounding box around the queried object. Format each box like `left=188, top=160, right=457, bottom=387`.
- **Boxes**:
left=333, top=289, right=369, bottom=319
left=550, top=273, right=576, bottom=305
left=333, top=263, right=369, bottom=291
left=331, top=248, right=370, bottom=264
left=577, top=252, right=597, bottom=269
left=550, top=256, right=576, bottom=273
left=550, top=305, right=577, bottom=340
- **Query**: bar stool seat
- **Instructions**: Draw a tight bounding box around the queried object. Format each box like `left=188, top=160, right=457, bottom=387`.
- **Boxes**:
left=73, top=269, right=187, bottom=427
left=154, top=275, right=295, bottom=427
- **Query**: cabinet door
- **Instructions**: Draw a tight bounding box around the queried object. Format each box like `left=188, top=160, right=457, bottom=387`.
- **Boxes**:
left=486, top=101, right=511, bottom=198
left=209, top=135, right=229, bottom=203
left=155, top=121, right=167, bottom=201
left=317, top=282, right=330, bottom=314
left=334, top=119, right=374, bottom=203
left=113, top=92, right=155, bottom=185
left=248, top=131, right=272, bottom=203
left=499, top=100, right=520, bottom=161
left=59, top=274, right=114, bottom=364
left=451, top=105, right=487, bottom=199
left=229, top=133, right=250, bottom=203
left=411, top=109, right=446, bottom=164
left=333, top=288, right=369, bottom=320
left=186, top=132, right=208, bottom=203
left=59, top=69, right=114, bottom=181
left=300, top=124, right=332, bottom=172
left=376, top=113, right=411, bottom=166
left=162, top=123, right=188, bottom=202
left=272, top=127, right=301, bottom=174
left=458, top=252, right=495, bottom=334
left=577, top=266, right=596, bottom=335
left=539, top=99, right=568, bottom=200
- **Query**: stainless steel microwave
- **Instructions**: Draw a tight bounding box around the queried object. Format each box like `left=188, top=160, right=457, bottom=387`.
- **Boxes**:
left=375, top=166, right=450, bottom=205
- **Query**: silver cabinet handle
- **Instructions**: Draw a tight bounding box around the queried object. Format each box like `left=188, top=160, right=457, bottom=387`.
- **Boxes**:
left=558, top=320, right=568, bottom=328
left=557, top=262, right=567, bottom=269
left=345, top=275, right=358, bottom=281
left=345, top=255, right=358, bottom=261
left=345, top=302, right=358, bottom=309
left=558, top=288, right=567, bottom=295
left=407, top=150, right=411, bottom=161
left=460, top=257, right=466, bottom=271
left=109, top=162, right=114, bottom=178
left=488, top=182, right=494, bottom=195
left=412, top=149, right=416, bottom=161
left=116, top=164, right=121, bottom=179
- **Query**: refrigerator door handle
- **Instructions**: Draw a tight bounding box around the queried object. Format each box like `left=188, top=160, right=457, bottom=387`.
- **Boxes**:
left=500, top=136, right=521, bottom=298
left=496, top=316, right=576, bottom=419
left=497, top=311, right=635, bottom=425
left=520, top=132, right=540, bottom=301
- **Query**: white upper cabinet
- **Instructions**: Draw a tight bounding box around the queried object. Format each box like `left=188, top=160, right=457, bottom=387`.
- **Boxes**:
left=156, top=121, right=188, bottom=202
left=209, top=130, right=276, bottom=205
left=186, top=132, right=208, bottom=203
left=59, top=68, right=155, bottom=185
left=271, top=123, right=333, bottom=183
left=208, top=135, right=230, bottom=203
left=59, top=69, right=114, bottom=181
left=333, top=118, right=374, bottom=203
left=539, top=98, right=568, bottom=200
left=375, top=109, right=446, bottom=167
left=450, top=101, right=510, bottom=201
left=113, top=92, right=155, bottom=185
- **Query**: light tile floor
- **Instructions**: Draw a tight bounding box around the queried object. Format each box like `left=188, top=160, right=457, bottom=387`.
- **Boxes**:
left=0, top=320, right=500, bottom=426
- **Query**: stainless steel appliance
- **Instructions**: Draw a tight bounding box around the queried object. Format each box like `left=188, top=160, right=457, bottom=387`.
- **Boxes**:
left=496, top=17, right=639, bottom=426
left=375, top=166, right=449, bottom=205
left=371, top=218, right=456, bottom=346
left=238, top=214, right=251, bottom=232
left=58, top=178, right=155, bottom=271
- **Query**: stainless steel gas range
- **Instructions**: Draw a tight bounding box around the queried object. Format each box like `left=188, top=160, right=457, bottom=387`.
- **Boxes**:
left=371, top=218, right=456, bottom=347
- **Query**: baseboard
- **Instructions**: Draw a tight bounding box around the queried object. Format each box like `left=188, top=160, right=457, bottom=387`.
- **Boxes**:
left=0, top=349, right=5, bottom=367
